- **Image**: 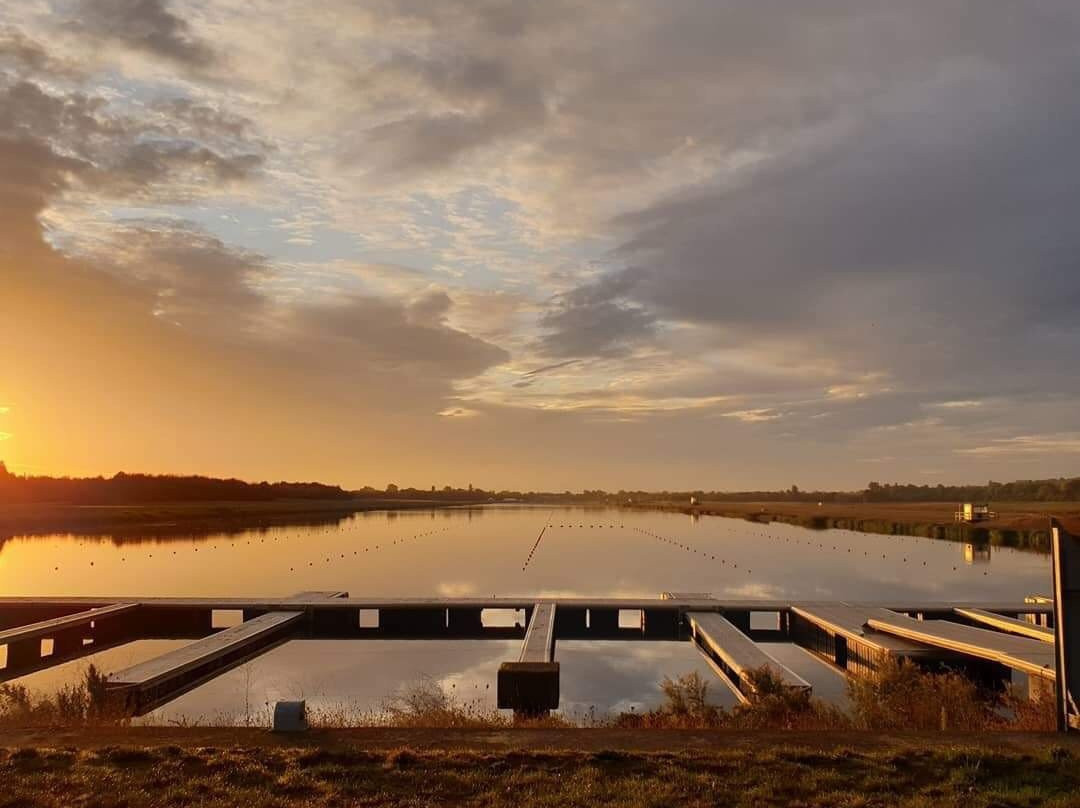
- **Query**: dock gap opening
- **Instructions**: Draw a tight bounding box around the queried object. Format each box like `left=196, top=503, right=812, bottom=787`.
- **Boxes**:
left=750, top=611, right=781, bottom=631
left=212, top=609, right=244, bottom=629
left=482, top=608, right=526, bottom=628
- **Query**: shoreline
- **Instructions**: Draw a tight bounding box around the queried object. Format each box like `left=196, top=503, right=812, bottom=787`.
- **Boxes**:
left=629, top=500, right=1080, bottom=553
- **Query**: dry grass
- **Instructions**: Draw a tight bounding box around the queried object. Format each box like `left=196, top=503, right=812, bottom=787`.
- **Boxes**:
left=612, top=662, right=1055, bottom=732
left=306, top=675, right=575, bottom=729
left=0, top=665, right=129, bottom=729
left=1, top=741, right=1078, bottom=807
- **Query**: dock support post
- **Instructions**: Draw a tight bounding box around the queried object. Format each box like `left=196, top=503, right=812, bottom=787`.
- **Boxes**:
left=1051, top=519, right=1080, bottom=732
left=4, top=639, right=42, bottom=671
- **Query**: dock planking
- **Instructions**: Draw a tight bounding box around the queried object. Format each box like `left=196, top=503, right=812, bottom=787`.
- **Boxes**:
left=107, top=610, right=304, bottom=714
left=953, top=607, right=1055, bottom=643
left=866, top=612, right=1056, bottom=680
left=519, top=602, right=557, bottom=663
left=687, top=611, right=810, bottom=702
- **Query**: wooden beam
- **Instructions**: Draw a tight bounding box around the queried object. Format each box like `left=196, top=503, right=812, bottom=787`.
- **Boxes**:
left=953, top=607, right=1055, bottom=643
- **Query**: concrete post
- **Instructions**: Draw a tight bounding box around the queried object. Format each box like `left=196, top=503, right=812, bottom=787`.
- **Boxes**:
left=1051, top=519, right=1080, bottom=732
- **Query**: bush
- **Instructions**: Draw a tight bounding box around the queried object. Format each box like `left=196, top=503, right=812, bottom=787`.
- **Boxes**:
left=0, top=665, right=122, bottom=727
left=847, top=657, right=994, bottom=730
left=729, top=666, right=849, bottom=730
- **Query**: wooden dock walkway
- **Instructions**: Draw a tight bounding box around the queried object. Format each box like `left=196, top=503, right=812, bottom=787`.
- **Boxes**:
left=107, top=611, right=305, bottom=714
left=687, top=611, right=810, bottom=702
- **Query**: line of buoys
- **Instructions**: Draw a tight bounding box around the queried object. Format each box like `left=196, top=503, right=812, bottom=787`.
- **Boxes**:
left=522, top=512, right=556, bottom=571
left=631, top=526, right=751, bottom=574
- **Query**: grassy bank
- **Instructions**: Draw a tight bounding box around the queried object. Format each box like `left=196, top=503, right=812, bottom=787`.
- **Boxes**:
left=632, top=500, right=1080, bottom=552
left=2, top=735, right=1079, bottom=807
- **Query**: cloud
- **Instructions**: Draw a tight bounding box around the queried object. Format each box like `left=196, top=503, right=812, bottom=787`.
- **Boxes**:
left=69, top=0, right=215, bottom=68
left=438, top=407, right=480, bottom=418
left=83, top=221, right=270, bottom=327
left=0, top=27, right=83, bottom=78
left=537, top=271, right=656, bottom=358
left=956, top=435, right=1080, bottom=457
left=721, top=409, right=783, bottom=424
left=290, top=293, right=509, bottom=378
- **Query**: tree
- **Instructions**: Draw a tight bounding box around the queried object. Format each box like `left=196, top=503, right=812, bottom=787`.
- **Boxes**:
left=386, top=483, right=398, bottom=494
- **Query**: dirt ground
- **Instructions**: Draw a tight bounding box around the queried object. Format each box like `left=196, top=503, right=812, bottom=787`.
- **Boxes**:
left=2, top=725, right=1078, bottom=754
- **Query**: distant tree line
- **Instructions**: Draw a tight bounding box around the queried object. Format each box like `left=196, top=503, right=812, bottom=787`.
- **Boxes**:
left=609, top=477, right=1080, bottom=504
left=0, top=463, right=352, bottom=505
left=2, top=460, right=1078, bottom=505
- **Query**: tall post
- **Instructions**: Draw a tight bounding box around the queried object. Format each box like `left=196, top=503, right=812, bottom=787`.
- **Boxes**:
left=1051, top=519, right=1080, bottom=732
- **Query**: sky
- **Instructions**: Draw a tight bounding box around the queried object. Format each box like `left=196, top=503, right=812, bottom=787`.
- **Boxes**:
left=2, top=0, right=1079, bottom=491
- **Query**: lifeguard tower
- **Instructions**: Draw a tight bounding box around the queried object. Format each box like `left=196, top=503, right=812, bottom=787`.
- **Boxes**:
left=955, top=502, right=996, bottom=522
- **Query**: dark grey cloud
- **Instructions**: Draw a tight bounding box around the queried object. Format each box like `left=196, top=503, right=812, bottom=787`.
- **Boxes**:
left=92, top=222, right=270, bottom=327
left=293, top=294, right=509, bottom=378
left=0, top=27, right=82, bottom=78
left=538, top=270, right=655, bottom=358
left=70, top=0, right=215, bottom=68
left=517, top=1, right=1080, bottom=412
left=347, top=50, right=546, bottom=175
left=0, top=77, right=263, bottom=205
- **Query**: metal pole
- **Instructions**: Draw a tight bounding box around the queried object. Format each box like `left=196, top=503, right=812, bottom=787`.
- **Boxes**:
left=1051, top=519, right=1080, bottom=732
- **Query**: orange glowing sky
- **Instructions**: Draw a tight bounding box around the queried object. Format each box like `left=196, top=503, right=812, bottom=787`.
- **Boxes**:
left=3, top=0, right=1080, bottom=490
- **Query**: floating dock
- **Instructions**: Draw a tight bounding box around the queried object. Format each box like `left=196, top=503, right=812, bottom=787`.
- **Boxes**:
left=0, top=594, right=1057, bottom=715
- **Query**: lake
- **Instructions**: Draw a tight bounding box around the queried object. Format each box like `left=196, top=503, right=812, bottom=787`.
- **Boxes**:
left=0, top=505, right=1053, bottom=723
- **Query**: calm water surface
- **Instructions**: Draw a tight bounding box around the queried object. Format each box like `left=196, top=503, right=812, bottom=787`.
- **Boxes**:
left=0, top=506, right=1052, bottom=723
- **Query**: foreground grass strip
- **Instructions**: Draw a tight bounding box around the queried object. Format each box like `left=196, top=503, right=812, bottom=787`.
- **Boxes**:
left=2, top=743, right=1079, bottom=807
